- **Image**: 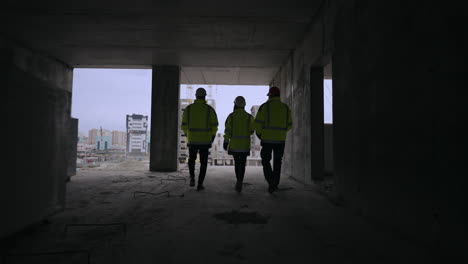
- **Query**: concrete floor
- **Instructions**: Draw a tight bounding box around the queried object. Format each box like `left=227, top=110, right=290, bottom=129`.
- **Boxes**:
left=3, top=164, right=433, bottom=264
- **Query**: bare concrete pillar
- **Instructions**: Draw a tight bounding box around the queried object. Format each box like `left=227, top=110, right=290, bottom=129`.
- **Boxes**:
left=150, top=65, right=180, bottom=172
left=310, top=67, right=324, bottom=181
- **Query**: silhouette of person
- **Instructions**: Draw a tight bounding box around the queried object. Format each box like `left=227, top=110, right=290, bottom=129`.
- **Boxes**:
left=181, top=88, right=218, bottom=190
left=223, top=96, right=254, bottom=192
left=254, top=87, right=292, bottom=193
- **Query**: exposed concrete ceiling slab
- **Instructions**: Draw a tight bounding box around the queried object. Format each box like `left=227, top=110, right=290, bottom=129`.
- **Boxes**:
left=181, top=67, right=278, bottom=85
left=2, top=0, right=323, bottom=84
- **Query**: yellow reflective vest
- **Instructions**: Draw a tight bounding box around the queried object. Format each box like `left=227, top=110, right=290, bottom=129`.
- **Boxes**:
left=254, top=97, right=292, bottom=144
left=224, top=108, right=254, bottom=153
left=181, top=99, right=218, bottom=147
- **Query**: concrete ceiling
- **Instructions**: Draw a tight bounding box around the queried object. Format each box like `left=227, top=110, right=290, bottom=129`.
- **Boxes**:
left=2, top=0, right=323, bottom=85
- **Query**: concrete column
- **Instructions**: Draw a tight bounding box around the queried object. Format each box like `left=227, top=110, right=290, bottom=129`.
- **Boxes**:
left=150, top=65, right=180, bottom=172
left=310, top=67, right=324, bottom=181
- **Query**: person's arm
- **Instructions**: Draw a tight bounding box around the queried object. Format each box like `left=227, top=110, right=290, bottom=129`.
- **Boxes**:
left=181, top=106, right=189, bottom=136
left=287, top=105, right=292, bottom=131
left=210, top=108, right=219, bottom=141
left=224, top=114, right=232, bottom=141
left=254, top=105, right=265, bottom=139
left=223, top=114, right=232, bottom=150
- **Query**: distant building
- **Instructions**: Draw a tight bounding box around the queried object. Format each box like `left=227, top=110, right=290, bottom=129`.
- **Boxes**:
left=178, top=98, right=216, bottom=163
left=77, top=142, right=96, bottom=152
left=97, top=128, right=112, bottom=150
left=109, top=144, right=126, bottom=152
left=126, top=114, right=148, bottom=155
left=88, top=129, right=99, bottom=145
left=78, top=132, right=88, bottom=143
left=112, top=130, right=127, bottom=146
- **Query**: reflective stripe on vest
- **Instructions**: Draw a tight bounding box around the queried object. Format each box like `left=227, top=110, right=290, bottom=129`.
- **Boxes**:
left=265, top=127, right=287, bottom=131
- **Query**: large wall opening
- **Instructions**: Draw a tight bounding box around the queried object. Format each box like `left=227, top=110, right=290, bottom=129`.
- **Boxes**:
left=71, top=68, right=152, bottom=173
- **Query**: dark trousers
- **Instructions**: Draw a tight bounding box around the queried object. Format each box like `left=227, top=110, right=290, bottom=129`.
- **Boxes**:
left=188, top=146, right=209, bottom=185
left=260, top=143, right=285, bottom=187
left=233, top=153, right=248, bottom=182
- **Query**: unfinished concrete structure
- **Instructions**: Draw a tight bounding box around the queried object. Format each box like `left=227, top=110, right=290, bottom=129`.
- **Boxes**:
left=2, top=0, right=466, bottom=261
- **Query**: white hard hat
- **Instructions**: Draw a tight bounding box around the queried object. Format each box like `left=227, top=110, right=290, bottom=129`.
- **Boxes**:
left=234, top=96, right=246, bottom=107
left=195, top=87, right=207, bottom=97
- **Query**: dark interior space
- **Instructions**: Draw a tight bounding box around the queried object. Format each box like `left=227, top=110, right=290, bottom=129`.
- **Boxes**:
left=2, top=1, right=466, bottom=263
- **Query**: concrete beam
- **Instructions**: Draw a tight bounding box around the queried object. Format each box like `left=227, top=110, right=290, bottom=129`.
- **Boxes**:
left=149, top=65, right=180, bottom=172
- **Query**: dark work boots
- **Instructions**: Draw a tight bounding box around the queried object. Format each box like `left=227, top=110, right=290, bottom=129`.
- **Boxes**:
left=235, top=181, right=242, bottom=193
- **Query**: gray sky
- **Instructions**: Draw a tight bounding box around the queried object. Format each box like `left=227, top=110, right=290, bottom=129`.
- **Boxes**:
left=72, top=69, right=332, bottom=135
left=72, top=69, right=152, bottom=134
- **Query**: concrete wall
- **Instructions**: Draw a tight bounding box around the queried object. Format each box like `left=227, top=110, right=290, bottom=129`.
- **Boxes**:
left=66, top=118, right=78, bottom=180
left=271, top=0, right=466, bottom=259
left=324, top=124, right=333, bottom=175
left=332, top=1, right=467, bottom=258
left=270, top=0, right=337, bottom=184
left=1, top=37, right=73, bottom=238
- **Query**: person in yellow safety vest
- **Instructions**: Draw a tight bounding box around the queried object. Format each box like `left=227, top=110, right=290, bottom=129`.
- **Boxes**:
left=181, top=87, right=218, bottom=191
left=223, top=96, right=255, bottom=192
left=254, top=86, right=292, bottom=193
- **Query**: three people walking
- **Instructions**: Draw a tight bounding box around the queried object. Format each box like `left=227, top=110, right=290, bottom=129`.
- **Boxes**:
left=181, top=86, right=291, bottom=193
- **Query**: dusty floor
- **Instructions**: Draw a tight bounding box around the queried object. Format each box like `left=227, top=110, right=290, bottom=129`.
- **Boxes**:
left=3, top=160, right=433, bottom=264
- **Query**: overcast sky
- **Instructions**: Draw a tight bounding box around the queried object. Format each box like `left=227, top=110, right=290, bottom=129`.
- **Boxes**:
left=72, top=69, right=332, bottom=135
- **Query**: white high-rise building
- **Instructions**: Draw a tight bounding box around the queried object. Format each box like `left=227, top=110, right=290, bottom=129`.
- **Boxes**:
left=126, top=114, right=148, bottom=155
left=88, top=128, right=99, bottom=145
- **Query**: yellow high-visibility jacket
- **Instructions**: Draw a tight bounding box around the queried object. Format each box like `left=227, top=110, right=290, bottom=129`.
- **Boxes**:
left=181, top=99, right=218, bottom=147
left=254, top=97, right=292, bottom=144
left=224, top=108, right=254, bottom=154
